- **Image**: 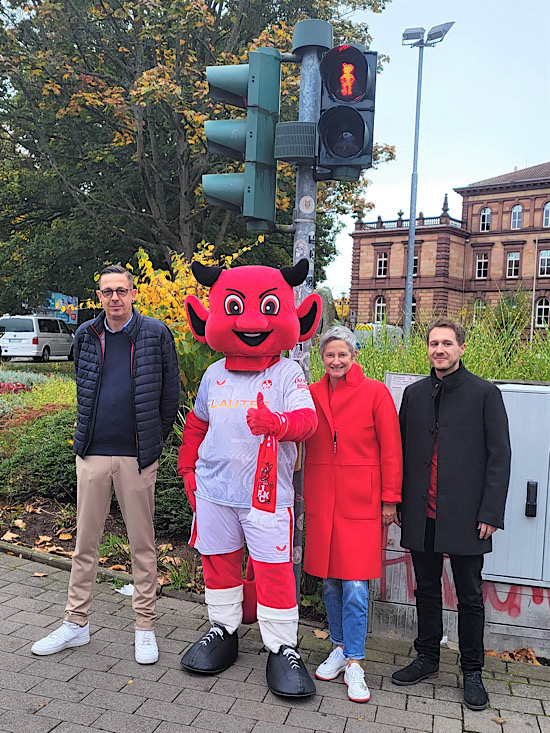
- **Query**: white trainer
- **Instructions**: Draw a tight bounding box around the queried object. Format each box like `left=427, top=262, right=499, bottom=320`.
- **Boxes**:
left=344, top=662, right=370, bottom=702
left=315, top=646, right=348, bottom=680
left=135, top=629, right=159, bottom=664
left=31, top=621, right=90, bottom=656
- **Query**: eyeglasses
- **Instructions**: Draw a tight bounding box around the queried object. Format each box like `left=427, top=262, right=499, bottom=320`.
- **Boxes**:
left=100, top=288, right=132, bottom=298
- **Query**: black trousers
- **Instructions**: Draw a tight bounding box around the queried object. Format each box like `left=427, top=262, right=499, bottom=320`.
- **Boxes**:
left=411, top=518, right=485, bottom=672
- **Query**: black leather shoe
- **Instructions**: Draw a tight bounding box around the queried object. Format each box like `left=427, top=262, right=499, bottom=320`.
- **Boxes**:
left=266, top=645, right=316, bottom=697
left=391, top=655, right=439, bottom=685
left=463, top=671, right=488, bottom=710
left=180, top=623, right=238, bottom=674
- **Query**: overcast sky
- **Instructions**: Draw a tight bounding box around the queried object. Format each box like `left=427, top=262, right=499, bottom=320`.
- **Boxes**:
left=321, top=0, right=550, bottom=295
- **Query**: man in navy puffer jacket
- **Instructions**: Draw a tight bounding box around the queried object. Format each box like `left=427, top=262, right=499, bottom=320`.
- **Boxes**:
left=32, top=265, right=180, bottom=664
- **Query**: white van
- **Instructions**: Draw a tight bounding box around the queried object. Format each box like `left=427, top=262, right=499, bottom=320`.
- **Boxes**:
left=0, top=315, right=75, bottom=362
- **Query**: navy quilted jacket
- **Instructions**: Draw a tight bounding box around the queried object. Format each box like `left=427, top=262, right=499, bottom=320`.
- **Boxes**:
left=73, top=308, right=181, bottom=469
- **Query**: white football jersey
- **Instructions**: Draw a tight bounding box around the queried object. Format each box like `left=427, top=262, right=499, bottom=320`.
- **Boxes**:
left=193, top=358, right=314, bottom=508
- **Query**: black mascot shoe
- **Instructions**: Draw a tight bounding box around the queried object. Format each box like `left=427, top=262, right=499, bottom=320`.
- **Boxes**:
left=266, top=645, right=316, bottom=697
left=180, top=623, right=238, bottom=674
left=463, top=671, right=488, bottom=710
left=391, top=655, right=439, bottom=686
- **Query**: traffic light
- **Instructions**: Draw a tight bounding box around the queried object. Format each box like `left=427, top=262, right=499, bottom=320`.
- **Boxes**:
left=202, top=47, right=281, bottom=233
left=317, top=44, right=377, bottom=182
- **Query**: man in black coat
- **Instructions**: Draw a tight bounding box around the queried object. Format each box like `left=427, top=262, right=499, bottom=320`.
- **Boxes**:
left=32, top=265, right=181, bottom=665
left=392, top=317, right=511, bottom=711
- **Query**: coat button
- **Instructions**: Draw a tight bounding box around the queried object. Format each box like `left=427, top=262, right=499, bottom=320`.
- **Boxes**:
left=424, top=461, right=430, bottom=467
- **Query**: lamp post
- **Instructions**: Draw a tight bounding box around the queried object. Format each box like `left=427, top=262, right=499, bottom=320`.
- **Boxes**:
left=402, top=22, right=454, bottom=340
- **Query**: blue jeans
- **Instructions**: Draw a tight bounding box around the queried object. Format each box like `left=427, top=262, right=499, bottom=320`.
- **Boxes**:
left=323, top=578, right=369, bottom=660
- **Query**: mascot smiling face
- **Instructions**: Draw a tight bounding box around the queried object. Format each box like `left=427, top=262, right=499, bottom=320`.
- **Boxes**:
left=185, top=259, right=321, bottom=370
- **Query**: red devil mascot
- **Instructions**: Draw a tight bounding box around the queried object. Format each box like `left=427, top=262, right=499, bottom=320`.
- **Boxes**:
left=178, top=258, right=321, bottom=697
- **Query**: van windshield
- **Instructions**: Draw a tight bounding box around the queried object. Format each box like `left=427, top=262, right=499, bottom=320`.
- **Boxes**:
left=0, top=317, right=34, bottom=333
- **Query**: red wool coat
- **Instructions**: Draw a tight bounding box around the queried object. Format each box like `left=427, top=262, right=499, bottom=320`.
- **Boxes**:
left=304, top=362, right=402, bottom=580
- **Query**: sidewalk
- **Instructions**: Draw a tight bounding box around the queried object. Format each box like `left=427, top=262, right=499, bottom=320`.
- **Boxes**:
left=0, top=551, right=549, bottom=733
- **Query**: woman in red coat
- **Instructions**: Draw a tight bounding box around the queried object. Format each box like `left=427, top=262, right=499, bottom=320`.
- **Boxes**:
left=304, top=326, right=402, bottom=703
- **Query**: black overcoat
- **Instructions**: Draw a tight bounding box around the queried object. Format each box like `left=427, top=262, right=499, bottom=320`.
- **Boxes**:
left=399, top=362, right=511, bottom=555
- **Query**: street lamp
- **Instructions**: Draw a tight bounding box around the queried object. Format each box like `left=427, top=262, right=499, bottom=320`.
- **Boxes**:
left=402, top=21, right=454, bottom=340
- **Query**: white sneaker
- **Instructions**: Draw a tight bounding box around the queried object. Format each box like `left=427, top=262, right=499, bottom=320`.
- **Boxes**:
left=315, top=646, right=348, bottom=680
left=344, top=662, right=370, bottom=702
left=135, top=629, right=158, bottom=664
left=31, top=621, right=90, bottom=656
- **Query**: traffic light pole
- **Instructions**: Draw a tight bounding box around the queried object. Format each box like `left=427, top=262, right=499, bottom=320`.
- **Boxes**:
left=289, top=26, right=327, bottom=596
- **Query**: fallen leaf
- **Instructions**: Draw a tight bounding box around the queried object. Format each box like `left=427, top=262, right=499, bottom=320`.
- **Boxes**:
left=512, top=647, right=541, bottom=665
left=25, top=504, right=42, bottom=514
left=108, top=564, right=127, bottom=571
left=157, top=543, right=173, bottom=552
left=127, top=679, right=134, bottom=684
left=157, top=574, right=172, bottom=586
left=1, top=531, right=20, bottom=541
left=33, top=573, right=48, bottom=577
left=58, top=533, right=73, bottom=541
left=313, top=629, right=329, bottom=639
left=36, top=535, right=53, bottom=545
left=13, top=519, right=26, bottom=529
left=492, top=717, right=505, bottom=724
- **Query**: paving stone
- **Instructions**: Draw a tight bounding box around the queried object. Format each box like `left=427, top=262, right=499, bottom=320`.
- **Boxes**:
left=35, top=699, right=104, bottom=725
left=364, top=687, right=406, bottom=709
left=70, top=668, right=129, bottom=691
left=233, top=650, right=269, bottom=670
left=366, top=636, right=413, bottom=656
left=24, top=659, right=80, bottom=682
left=85, top=611, right=131, bottom=630
left=249, top=722, right=304, bottom=733
left=499, top=710, right=540, bottom=732
left=407, top=695, right=462, bottom=718
left=510, top=681, right=550, bottom=700
left=119, top=676, right=180, bottom=702
left=154, top=724, right=207, bottom=733
left=0, top=710, right=60, bottom=733
left=107, top=659, right=168, bottom=681
left=34, top=724, right=104, bottom=733
left=209, top=677, right=267, bottom=702
left=192, top=709, right=257, bottom=733
left=543, top=700, right=550, bottom=715
left=462, top=707, right=504, bottom=733
left=344, top=722, right=405, bottom=733
left=59, top=649, right=119, bottom=672
left=29, top=678, right=95, bottom=703
left=173, top=688, right=235, bottom=713
left=318, top=694, right=376, bottom=719
left=3, top=596, right=54, bottom=613
left=509, top=662, right=550, bottom=683
left=4, top=611, right=57, bottom=628
left=213, top=663, right=253, bottom=682
left=434, top=685, right=464, bottom=703
left=96, top=641, right=135, bottom=662
left=0, top=633, right=30, bottom=652
left=0, top=670, right=44, bottom=692
left=483, top=678, right=510, bottom=694
left=432, top=716, right=463, bottom=733
left=285, top=708, right=346, bottom=732
left=82, top=688, right=147, bottom=713
left=538, top=715, right=550, bottom=733
left=134, top=697, right=200, bottom=725
left=489, top=691, right=544, bottom=714
left=381, top=677, right=435, bottom=698
left=229, top=698, right=289, bottom=724
left=160, top=667, right=217, bottom=690
left=92, top=709, right=160, bottom=733
left=375, top=706, right=433, bottom=732
left=0, top=689, right=51, bottom=713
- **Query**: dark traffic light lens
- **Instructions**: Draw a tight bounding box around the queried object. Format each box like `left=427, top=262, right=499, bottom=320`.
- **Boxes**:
left=318, top=107, right=367, bottom=159
left=320, top=45, right=369, bottom=103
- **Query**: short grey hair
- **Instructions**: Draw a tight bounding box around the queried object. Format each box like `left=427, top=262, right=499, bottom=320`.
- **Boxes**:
left=319, top=326, right=356, bottom=357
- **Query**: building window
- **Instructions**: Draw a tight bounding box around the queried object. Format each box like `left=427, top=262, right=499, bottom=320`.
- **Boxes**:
left=511, top=204, right=522, bottom=230
left=536, top=297, right=550, bottom=327
left=411, top=296, right=417, bottom=324
left=413, top=251, right=418, bottom=276
left=374, top=296, right=386, bottom=322
left=506, top=251, right=520, bottom=278
left=476, top=252, right=489, bottom=279
left=376, top=252, right=388, bottom=277
left=544, top=202, right=550, bottom=228
left=539, top=250, right=550, bottom=277
left=473, top=298, right=486, bottom=322
left=480, top=207, right=491, bottom=232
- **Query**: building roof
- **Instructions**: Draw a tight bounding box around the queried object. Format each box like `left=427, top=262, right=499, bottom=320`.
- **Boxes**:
left=468, top=161, right=550, bottom=187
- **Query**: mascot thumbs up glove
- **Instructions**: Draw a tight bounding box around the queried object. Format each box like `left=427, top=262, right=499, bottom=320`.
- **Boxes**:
left=247, top=392, right=317, bottom=441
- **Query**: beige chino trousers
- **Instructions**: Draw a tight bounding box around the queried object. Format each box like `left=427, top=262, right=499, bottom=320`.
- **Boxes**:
left=65, top=455, right=158, bottom=630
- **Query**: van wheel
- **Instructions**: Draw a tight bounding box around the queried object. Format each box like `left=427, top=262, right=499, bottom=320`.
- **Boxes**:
left=68, top=346, right=74, bottom=362
left=41, top=347, right=51, bottom=363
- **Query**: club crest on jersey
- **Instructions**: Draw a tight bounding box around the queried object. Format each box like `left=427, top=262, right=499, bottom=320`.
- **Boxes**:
left=262, top=379, right=273, bottom=390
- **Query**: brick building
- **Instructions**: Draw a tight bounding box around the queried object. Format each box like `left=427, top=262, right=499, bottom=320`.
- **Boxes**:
left=349, top=161, right=550, bottom=326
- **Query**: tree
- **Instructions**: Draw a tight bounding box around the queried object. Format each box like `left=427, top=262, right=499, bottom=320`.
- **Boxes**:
left=0, top=0, right=394, bottom=303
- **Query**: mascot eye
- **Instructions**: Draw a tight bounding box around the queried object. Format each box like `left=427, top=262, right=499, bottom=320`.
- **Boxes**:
left=224, top=294, right=244, bottom=316
left=260, top=294, right=280, bottom=316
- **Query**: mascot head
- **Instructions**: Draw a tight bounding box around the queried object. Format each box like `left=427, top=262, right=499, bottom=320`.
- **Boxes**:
left=185, top=259, right=322, bottom=371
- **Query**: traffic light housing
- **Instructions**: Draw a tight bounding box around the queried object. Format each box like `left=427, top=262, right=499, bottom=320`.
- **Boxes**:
left=317, top=44, right=377, bottom=182
left=202, top=48, right=281, bottom=233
